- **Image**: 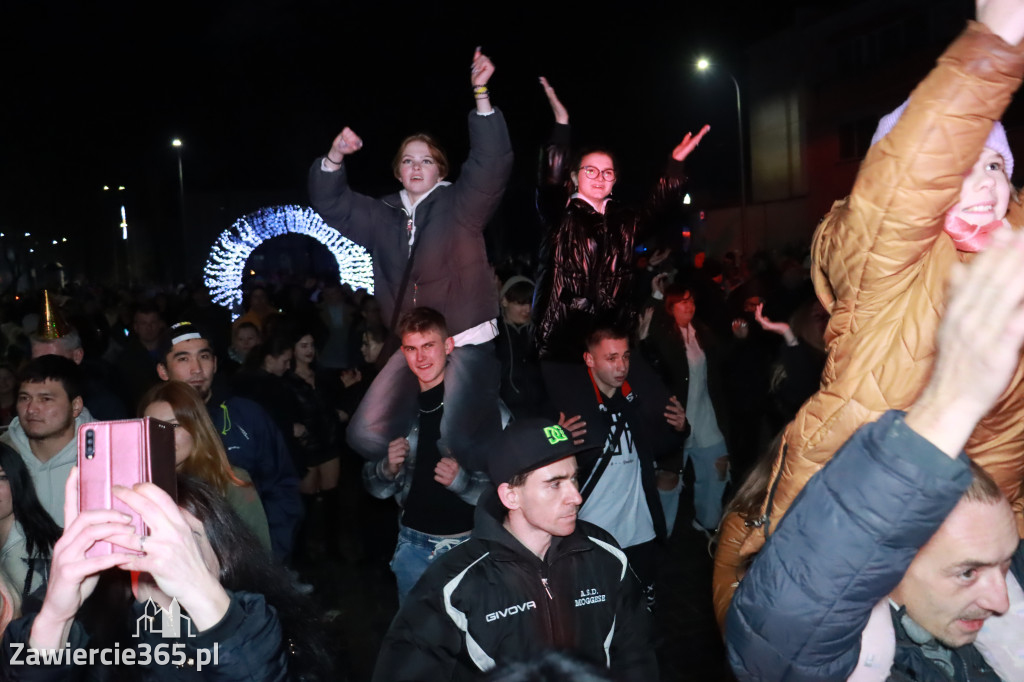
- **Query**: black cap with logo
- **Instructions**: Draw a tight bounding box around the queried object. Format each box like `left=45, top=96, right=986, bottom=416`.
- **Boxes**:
left=488, top=418, right=597, bottom=485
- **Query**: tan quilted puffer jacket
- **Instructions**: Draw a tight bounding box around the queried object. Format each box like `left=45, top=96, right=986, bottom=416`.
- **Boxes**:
left=714, top=22, right=1024, bottom=629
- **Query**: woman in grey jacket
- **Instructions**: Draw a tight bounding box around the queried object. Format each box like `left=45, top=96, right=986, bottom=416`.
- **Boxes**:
left=308, top=48, right=512, bottom=464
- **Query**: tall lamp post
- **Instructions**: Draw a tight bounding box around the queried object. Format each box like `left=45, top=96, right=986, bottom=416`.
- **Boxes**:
left=696, top=57, right=747, bottom=253
left=172, top=138, right=186, bottom=278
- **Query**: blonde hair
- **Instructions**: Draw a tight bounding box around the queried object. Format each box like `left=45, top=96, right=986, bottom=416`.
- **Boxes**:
left=0, top=567, right=16, bottom=629
left=138, top=382, right=246, bottom=495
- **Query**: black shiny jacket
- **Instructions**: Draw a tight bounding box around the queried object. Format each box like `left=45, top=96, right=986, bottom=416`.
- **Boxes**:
left=533, top=123, right=688, bottom=361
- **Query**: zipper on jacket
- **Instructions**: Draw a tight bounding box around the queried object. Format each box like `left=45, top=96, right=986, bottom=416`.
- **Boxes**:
left=537, top=568, right=555, bottom=646
left=412, top=282, right=418, bottom=306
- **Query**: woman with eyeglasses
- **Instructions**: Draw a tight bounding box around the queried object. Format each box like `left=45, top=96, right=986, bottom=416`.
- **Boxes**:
left=532, top=77, right=709, bottom=361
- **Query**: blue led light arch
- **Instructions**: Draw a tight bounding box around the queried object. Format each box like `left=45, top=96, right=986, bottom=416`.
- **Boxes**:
left=204, top=205, right=373, bottom=318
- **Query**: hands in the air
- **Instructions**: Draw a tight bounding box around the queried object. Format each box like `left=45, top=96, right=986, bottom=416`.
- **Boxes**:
left=539, top=76, right=569, bottom=125
left=907, top=225, right=1024, bottom=456
left=977, top=0, right=1024, bottom=46
left=471, top=48, right=495, bottom=87
left=671, top=125, right=710, bottom=162
left=326, top=127, right=363, bottom=166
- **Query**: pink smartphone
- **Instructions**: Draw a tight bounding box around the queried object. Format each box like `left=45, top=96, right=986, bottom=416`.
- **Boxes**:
left=77, top=418, right=177, bottom=558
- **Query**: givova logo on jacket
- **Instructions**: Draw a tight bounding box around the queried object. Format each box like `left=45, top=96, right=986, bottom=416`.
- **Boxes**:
left=485, top=601, right=537, bottom=622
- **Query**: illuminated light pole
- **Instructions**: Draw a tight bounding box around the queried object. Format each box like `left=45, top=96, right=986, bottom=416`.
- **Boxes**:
left=172, top=138, right=186, bottom=278
left=696, top=57, right=747, bottom=253
left=103, top=184, right=130, bottom=281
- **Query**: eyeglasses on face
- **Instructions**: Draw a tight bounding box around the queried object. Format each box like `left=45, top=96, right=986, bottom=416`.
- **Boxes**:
left=578, top=166, right=616, bottom=182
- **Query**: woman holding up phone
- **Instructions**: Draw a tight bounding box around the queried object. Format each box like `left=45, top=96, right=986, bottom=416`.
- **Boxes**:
left=139, top=381, right=272, bottom=552
left=0, top=471, right=333, bottom=680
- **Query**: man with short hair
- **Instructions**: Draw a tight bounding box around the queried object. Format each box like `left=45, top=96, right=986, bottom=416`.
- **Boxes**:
left=727, top=225, right=1024, bottom=681
left=543, top=326, right=687, bottom=607
left=373, top=418, right=657, bottom=681
left=156, top=320, right=301, bottom=561
left=31, top=325, right=127, bottom=420
left=1, top=356, right=94, bottom=523
left=117, top=302, right=167, bottom=409
left=363, top=307, right=496, bottom=604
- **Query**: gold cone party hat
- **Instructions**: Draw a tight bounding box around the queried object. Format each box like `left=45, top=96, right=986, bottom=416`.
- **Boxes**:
left=37, top=290, right=71, bottom=340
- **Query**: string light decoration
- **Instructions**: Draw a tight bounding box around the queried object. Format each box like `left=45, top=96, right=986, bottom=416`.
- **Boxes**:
left=204, top=205, right=373, bottom=318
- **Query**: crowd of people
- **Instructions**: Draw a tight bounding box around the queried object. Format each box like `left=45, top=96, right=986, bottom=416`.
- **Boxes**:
left=1, top=3, right=1024, bottom=679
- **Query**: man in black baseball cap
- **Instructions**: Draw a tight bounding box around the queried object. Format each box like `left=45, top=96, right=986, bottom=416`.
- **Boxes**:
left=156, top=319, right=301, bottom=563
left=373, top=418, right=657, bottom=681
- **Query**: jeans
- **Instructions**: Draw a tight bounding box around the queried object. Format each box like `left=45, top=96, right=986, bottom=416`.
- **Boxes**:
left=686, top=441, right=730, bottom=531
left=658, top=479, right=683, bottom=537
left=390, top=524, right=471, bottom=606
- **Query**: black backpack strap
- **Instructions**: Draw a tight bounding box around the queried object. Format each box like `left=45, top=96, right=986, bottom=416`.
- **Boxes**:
left=579, top=417, right=627, bottom=503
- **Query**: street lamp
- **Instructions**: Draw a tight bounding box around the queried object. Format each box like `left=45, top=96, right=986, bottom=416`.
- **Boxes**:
left=696, top=56, right=747, bottom=251
left=172, top=138, right=187, bottom=276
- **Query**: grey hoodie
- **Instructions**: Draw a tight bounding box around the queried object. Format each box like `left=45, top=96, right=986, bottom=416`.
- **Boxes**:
left=1, top=408, right=95, bottom=526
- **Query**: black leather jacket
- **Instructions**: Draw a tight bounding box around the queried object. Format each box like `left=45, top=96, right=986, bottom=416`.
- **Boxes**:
left=533, top=123, right=688, bottom=361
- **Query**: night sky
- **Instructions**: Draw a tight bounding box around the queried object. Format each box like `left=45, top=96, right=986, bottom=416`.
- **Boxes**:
left=3, top=0, right=948, bottom=272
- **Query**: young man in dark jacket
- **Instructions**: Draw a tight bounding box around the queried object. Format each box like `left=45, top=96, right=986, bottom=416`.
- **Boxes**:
left=373, top=418, right=657, bottom=682
left=543, top=326, right=688, bottom=606
left=727, top=224, right=1024, bottom=681
left=156, top=321, right=302, bottom=562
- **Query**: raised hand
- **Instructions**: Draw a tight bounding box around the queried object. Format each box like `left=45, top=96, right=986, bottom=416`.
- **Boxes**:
left=471, top=47, right=495, bottom=87
left=114, top=483, right=231, bottom=631
left=907, top=225, right=1024, bottom=456
left=977, top=0, right=1024, bottom=46
left=648, top=248, right=672, bottom=268
left=539, top=76, right=569, bottom=125
left=638, top=307, right=654, bottom=341
left=327, top=127, right=363, bottom=165
left=671, top=124, right=711, bottom=162
left=30, top=468, right=136, bottom=649
left=651, top=272, right=670, bottom=297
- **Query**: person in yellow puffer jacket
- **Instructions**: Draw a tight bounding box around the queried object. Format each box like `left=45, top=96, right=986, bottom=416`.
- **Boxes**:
left=714, top=5, right=1024, bottom=631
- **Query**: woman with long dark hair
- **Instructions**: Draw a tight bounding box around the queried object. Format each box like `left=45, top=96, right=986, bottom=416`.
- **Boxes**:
left=285, top=326, right=344, bottom=558
left=0, top=443, right=61, bottom=608
left=532, top=77, right=709, bottom=361
left=0, top=472, right=335, bottom=680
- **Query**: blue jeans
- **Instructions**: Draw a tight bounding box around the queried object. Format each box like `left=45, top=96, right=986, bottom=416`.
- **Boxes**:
left=390, top=524, right=471, bottom=606
left=686, top=441, right=730, bottom=531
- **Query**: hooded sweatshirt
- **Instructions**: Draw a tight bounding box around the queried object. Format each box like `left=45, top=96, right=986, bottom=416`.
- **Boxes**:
left=1, top=408, right=95, bottom=525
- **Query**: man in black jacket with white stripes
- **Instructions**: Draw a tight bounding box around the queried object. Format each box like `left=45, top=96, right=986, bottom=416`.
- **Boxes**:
left=372, top=418, right=657, bottom=681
